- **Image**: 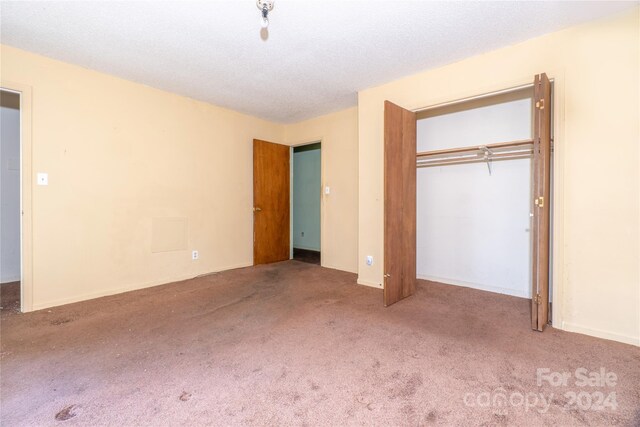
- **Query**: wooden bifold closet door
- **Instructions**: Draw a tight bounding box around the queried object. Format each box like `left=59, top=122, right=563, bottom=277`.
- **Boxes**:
left=531, top=73, right=552, bottom=331
left=383, top=101, right=417, bottom=306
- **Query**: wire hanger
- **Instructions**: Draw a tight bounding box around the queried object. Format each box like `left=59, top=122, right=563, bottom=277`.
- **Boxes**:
left=480, top=146, right=492, bottom=175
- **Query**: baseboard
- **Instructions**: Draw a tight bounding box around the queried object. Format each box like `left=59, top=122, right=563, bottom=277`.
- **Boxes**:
left=417, top=274, right=530, bottom=299
left=561, top=321, right=640, bottom=347
left=357, top=277, right=382, bottom=289
left=1, top=276, right=20, bottom=284
left=322, top=263, right=357, bottom=274
left=292, top=245, right=320, bottom=252
left=30, top=261, right=253, bottom=312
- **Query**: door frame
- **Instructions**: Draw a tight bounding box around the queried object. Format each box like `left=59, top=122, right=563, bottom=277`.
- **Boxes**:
left=410, top=73, right=564, bottom=328
left=1, top=81, right=34, bottom=313
left=289, top=139, right=323, bottom=266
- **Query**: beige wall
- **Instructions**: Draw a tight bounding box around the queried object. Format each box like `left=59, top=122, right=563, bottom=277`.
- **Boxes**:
left=357, top=8, right=640, bottom=345
left=285, top=108, right=359, bottom=273
left=0, top=45, right=361, bottom=311
left=1, top=45, right=286, bottom=310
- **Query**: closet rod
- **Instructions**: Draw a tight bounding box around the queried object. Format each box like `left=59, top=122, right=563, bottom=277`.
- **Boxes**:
left=417, top=146, right=533, bottom=164
left=417, top=153, right=532, bottom=168
left=416, top=139, right=533, bottom=159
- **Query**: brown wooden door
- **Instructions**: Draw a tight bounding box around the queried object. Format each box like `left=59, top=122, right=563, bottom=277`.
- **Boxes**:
left=384, top=101, right=417, bottom=306
left=253, top=139, right=290, bottom=265
left=531, top=73, right=552, bottom=331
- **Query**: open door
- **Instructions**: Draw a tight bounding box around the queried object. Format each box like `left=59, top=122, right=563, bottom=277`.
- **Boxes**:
left=531, top=73, right=552, bottom=331
left=253, top=139, right=290, bottom=265
left=384, top=101, right=417, bottom=306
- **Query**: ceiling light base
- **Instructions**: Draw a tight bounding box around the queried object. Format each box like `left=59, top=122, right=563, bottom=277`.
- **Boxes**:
left=257, top=0, right=274, bottom=27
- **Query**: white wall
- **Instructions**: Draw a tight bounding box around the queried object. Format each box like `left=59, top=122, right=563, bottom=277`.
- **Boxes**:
left=417, top=98, right=532, bottom=298
left=1, top=101, right=21, bottom=283
left=293, top=145, right=321, bottom=251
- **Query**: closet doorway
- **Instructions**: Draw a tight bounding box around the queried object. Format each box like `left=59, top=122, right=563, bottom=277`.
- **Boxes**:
left=383, top=73, right=552, bottom=331
left=0, top=89, right=22, bottom=313
left=291, top=142, right=321, bottom=265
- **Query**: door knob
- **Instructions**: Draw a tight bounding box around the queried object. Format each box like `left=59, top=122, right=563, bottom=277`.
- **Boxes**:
left=253, top=207, right=262, bottom=212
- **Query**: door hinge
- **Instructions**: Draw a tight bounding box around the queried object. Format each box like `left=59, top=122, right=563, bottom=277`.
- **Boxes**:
left=534, top=196, right=544, bottom=208
left=533, top=293, right=542, bottom=305
left=535, top=99, right=545, bottom=110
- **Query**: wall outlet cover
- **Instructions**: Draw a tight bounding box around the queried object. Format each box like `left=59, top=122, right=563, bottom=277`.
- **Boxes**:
left=37, top=172, right=48, bottom=185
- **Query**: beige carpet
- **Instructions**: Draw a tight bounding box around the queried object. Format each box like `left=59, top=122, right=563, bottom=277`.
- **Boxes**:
left=1, top=261, right=639, bottom=426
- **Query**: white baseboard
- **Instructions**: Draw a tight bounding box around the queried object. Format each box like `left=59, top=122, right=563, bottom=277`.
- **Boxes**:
left=321, top=263, right=357, bottom=274
left=417, top=274, right=530, bottom=299
left=30, top=262, right=253, bottom=312
left=357, top=277, right=382, bottom=289
left=1, top=276, right=20, bottom=284
left=561, top=321, right=640, bottom=347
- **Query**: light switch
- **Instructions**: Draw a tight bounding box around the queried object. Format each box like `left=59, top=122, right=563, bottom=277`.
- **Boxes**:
left=324, top=186, right=330, bottom=195
left=37, top=173, right=48, bottom=186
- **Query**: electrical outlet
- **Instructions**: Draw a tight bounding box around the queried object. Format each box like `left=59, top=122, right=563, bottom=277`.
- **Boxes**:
left=366, top=256, right=373, bottom=266
left=192, top=250, right=199, bottom=260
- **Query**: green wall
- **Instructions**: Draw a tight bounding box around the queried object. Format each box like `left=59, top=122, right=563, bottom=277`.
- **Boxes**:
left=293, top=143, right=321, bottom=251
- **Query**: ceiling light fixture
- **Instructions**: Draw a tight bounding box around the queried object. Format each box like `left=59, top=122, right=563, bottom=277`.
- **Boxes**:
left=257, top=0, right=274, bottom=29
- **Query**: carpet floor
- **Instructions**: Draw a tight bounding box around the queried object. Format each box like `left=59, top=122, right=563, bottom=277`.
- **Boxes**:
left=1, top=261, right=638, bottom=426
left=0, top=281, right=20, bottom=314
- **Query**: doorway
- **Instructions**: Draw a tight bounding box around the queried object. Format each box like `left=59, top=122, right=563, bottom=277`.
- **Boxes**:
left=1, top=90, right=21, bottom=313
left=292, top=142, right=321, bottom=265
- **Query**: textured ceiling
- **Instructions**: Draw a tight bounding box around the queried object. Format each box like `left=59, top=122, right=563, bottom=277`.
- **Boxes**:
left=0, top=1, right=635, bottom=123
